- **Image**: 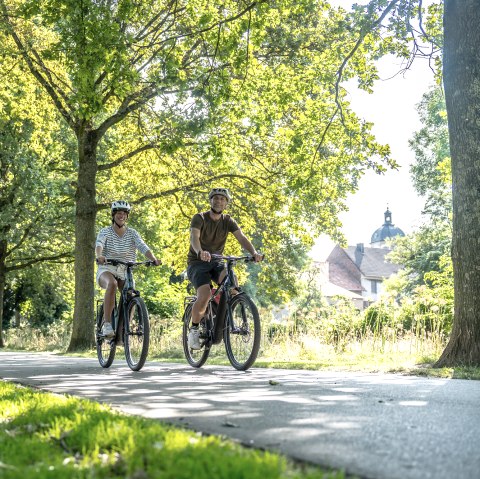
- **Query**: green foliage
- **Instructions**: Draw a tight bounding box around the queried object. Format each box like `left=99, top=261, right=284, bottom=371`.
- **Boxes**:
left=139, top=268, right=185, bottom=319
left=16, top=280, right=69, bottom=328
left=378, top=81, right=453, bottom=355
left=388, top=84, right=452, bottom=303
left=56, top=0, right=402, bottom=302
left=0, top=0, right=449, bottom=348
left=369, top=262, right=453, bottom=342
left=362, top=299, right=397, bottom=335
left=4, top=265, right=73, bottom=328
left=388, top=222, right=451, bottom=295
left=409, top=87, right=451, bottom=220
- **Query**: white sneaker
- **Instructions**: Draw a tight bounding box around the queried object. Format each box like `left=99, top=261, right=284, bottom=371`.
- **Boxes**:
left=188, top=326, right=201, bottom=350
left=102, top=322, right=115, bottom=337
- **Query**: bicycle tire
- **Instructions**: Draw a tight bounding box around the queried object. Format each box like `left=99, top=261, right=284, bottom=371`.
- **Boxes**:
left=96, top=303, right=116, bottom=368
left=182, top=302, right=210, bottom=368
left=224, top=294, right=261, bottom=371
left=124, top=296, right=150, bottom=371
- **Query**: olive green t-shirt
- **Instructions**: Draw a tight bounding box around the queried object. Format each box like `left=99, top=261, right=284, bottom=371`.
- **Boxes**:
left=187, top=211, right=239, bottom=264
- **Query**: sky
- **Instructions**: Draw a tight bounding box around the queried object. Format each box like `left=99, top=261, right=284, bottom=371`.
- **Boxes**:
left=311, top=1, right=437, bottom=260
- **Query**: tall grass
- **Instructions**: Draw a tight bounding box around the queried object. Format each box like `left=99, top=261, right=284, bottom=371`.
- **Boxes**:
left=4, top=302, right=447, bottom=373
left=3, top=321, right=72, bottom=353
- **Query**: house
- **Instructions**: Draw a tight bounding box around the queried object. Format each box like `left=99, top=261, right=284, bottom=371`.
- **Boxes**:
left=320, top=208, right=405, bottom=308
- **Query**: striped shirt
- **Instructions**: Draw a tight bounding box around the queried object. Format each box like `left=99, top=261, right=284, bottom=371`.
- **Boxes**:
left=95, top=226, right=150, bottom=262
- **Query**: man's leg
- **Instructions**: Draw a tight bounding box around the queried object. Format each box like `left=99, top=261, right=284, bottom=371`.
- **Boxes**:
left=191, top=283, right=211, bottom=325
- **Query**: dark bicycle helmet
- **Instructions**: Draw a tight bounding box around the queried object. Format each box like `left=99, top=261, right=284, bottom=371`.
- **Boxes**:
left=208, top=188, right=232, bottom=202
left=111, top=200, right=131, bottom=214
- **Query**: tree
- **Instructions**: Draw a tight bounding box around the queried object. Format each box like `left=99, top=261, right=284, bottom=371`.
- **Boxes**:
left=357, top=0, right=480, bottom=365
left=0, top=68, right=72, bottom=346
left=435, top=0, right=480, bottom=366
left=1, top=0, right=397, bottom=350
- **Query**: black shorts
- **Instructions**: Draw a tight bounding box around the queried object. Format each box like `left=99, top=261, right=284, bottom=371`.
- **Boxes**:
left=187, top=261, right=225, bottom=289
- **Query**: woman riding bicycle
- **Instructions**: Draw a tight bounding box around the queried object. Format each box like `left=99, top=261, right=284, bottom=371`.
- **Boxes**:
left=187, top=188, right=263, bottom=350
left=95, top=200, right=160, bottom=338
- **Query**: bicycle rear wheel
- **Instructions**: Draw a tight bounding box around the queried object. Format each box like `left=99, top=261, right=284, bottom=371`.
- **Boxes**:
left=182, top=302, right=210, bottom=368
left=124, top=296, right=150, bottom=371
left=96, top=303, right=116, bottom=368
left=224, top=294, right=261, bottom=371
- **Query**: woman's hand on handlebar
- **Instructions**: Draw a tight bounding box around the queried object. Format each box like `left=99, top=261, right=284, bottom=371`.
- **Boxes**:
left=96, top=255, right=107, bottom=265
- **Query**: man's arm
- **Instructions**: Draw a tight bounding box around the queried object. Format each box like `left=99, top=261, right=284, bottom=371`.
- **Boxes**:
left=232, top=229, right=263, bottom=262
left=191, top=227, right=211, bottom=261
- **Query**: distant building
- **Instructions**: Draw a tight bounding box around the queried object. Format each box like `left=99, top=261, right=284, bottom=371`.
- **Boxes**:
left=316, top=208, right=405, bottom=308
left=370, top=207, right=405, bottom=247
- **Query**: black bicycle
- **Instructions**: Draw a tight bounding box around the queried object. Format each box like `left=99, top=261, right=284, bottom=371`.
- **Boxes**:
left=182, top=254, right=263, bottom=371
left=95, top=259, right=155, bottom=371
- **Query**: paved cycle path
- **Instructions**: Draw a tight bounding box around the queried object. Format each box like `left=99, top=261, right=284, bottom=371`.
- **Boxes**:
left=1, top=351, right=479, bottom=479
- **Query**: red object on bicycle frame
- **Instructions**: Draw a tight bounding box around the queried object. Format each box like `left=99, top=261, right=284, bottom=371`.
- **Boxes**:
left=211, top=287, right=221, bottom=304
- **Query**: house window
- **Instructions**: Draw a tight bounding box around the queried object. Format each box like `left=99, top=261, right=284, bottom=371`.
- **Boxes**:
left=371, top=280, right=378, bottom=294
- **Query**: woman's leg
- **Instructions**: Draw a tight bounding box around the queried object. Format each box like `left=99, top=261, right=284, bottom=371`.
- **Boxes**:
left=98, top=271, right=120, bottom=326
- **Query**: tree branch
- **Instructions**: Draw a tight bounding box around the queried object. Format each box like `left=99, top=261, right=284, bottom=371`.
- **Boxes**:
left=0, top=0, right=76, bottom=130
left=97, top=144, right=157, bottom=171
left=95, top=174, right=265, bottom=211
left=334, top=0, right=400, bottom=120
left=5, top=252, right=73, bottom=273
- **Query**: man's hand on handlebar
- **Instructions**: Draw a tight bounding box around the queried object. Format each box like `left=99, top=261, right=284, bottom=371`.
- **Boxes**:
left=199, top=250, right=211, bottom=262
left=252, top=252, right=264, bottom=263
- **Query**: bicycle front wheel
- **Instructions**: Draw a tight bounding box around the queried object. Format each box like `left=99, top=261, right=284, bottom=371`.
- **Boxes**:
left=182, top=302, right=210, bottom=368
left=224, top=294, right=261, bottom=371
left=124, top=296, right=150, bottom=371
left=96, top=303, right=116, bottom=368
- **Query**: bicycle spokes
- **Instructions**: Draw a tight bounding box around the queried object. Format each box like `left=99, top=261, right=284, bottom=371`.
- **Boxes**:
left=124, top=297, right=150, bottom=371
left=224, top=295, right=261, bottom=371
left=96, top=303, right=116, bottom=368
left=182, top=303, right=211, bottom=368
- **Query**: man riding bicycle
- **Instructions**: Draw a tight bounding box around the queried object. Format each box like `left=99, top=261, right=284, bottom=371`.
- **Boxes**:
left=187, top=188, right=263, bottom=349
left=95, top=200, right=160, bottom=338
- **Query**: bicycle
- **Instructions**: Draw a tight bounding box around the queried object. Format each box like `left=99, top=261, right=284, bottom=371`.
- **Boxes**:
left=95, top=259, right=156, bottom=371
left=182, top=254, right=263, bottom=371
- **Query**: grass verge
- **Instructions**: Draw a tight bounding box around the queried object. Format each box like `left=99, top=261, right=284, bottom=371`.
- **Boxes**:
left=4, top=320, right=480, bottom=380
left=0, top=381, right=345, bottom=479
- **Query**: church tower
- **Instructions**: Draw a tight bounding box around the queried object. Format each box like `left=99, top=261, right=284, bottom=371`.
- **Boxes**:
left=370, top=207, right=405, bottom=248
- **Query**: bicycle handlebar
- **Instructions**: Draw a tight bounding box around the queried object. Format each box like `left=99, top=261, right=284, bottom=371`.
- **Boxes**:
left=210, top=254, right=265, bottom=263
left=96, top=259, right=157, bottom=267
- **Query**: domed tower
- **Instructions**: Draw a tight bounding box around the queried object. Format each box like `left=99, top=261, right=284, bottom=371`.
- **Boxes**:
left=370, top=207, right=405, bottom=247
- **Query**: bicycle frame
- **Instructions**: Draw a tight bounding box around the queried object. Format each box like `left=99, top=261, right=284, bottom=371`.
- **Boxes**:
left=96, top=258, right=155, bottom=371
left=184, top=255, right=255, bottom=347
left=100, top=260, right=152, bottom=340
left=183, top=254, right=263, bottom=370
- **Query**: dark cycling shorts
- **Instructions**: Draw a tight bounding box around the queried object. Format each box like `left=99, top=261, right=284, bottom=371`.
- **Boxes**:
left=187, top=261, right=225, bottom=289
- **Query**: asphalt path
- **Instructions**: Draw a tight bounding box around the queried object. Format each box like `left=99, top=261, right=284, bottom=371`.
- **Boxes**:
left=1, top=351, right=479, bottom=479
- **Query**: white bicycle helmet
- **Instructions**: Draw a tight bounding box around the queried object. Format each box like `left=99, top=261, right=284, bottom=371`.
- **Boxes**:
left=111, top=200, right=131, bottom=214
left=208, top=188, right=232, bottom=202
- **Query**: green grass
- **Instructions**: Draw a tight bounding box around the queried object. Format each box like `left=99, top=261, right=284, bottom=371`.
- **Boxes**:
left=0, top=381, right=344, bottom=479
left=4, top=319, right=480, bottom=380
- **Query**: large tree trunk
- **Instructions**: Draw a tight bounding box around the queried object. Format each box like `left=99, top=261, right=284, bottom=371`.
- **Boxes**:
left=435, top=0, right=480, bottom=367
left=67, top=128, right=98, bottom=351
left=0, top=241, right=6, bottom=348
